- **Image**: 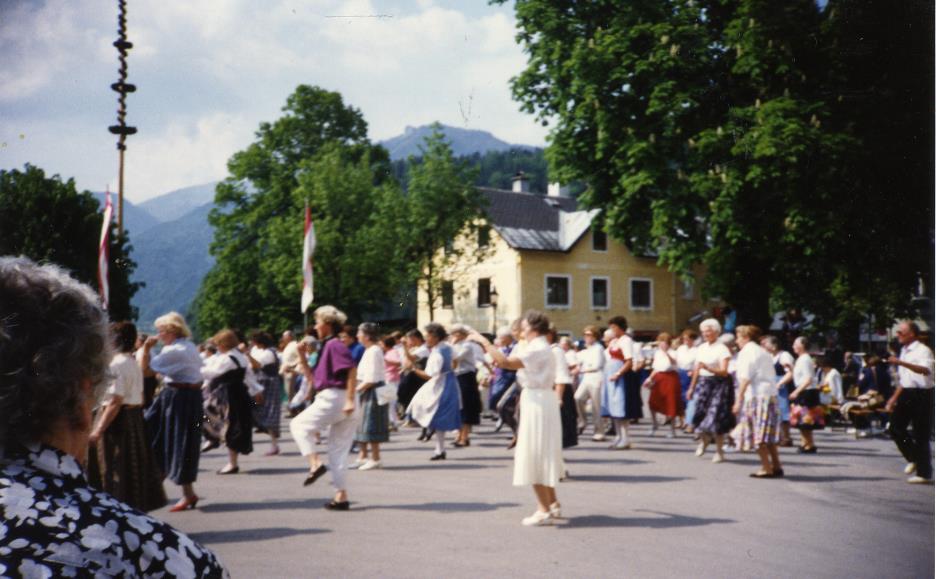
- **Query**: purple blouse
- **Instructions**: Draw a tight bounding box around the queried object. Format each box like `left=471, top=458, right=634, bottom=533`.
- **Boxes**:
left=314, top=337, right=354, bottom=391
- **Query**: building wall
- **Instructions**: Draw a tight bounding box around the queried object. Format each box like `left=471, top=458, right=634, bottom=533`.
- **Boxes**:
left=416, top=228, right=522, bottom=333
left=417, top=227, right=714, bottom=338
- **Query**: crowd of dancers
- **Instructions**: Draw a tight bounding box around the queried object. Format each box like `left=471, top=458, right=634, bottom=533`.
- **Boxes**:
left=76, top=302, right=935, bottom=528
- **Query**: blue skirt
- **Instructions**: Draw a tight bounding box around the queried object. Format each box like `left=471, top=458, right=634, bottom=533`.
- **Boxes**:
left=145, top=386, right=203, bottom=485
left=429, top=374, right=463, bottom=431
left=603, top=371, right=643, bottom=419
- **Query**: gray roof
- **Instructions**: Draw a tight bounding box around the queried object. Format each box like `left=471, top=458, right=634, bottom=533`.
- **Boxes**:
left=478, top=187, right=596, bottom=252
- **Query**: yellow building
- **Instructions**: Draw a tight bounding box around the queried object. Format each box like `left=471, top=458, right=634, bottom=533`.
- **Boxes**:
left=417, top=175, right=714, bottom=338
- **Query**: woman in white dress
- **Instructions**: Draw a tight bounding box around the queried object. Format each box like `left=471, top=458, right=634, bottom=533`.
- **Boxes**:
left=470, top=310, right=563, bottom=527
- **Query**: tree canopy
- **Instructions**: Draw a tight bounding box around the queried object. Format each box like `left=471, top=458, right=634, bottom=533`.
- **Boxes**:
left=193, top=89, right=484, bottom=335
left=0, top=164, right=140, bottom=320
left=500, top=0, right=933, bottom=337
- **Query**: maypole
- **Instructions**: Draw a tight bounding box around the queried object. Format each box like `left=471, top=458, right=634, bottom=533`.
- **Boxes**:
left=108, top=0, right=137, bottom=235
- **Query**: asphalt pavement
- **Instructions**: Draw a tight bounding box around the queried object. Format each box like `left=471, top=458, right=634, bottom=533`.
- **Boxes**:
left=152, top=412, right=934, bottom=579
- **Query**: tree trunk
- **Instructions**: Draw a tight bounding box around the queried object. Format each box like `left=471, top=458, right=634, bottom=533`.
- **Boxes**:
left=730, top=260, right=771, bottom=330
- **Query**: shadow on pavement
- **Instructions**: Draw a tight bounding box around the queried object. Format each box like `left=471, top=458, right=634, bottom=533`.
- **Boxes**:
left=200, top=499, right=316, bottom=513
left=188, top=527, right=329, bottom=544
left=565, top=457, right=650, bottom=466
left=783, top=474, right=891, bottom=483
left=561, top=510, right=734, bottom=529
left=382, top=463, right=496, bottom=471
left=569, top=474, right=691, bottom=483
left=355, top=501, right=521, bottom=513
left=246, top=467, right=310, bottom=476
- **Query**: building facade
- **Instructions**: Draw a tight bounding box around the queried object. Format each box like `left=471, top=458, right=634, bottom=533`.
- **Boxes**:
left=416, top=177, right=714, bottom=338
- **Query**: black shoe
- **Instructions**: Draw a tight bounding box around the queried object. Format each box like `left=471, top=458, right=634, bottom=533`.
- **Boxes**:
left=796, top=446, right=818, bottom=454
left=201, top=440, right=219, bottom=453
left=454, top=440, right=470, bottom=448
left=429, top=452, right=446, bottom=461
left=773, top=468, right=785, bottom=478
left=324, top=500, right=350, bottom=511
left=303, top=464, right=328, bottom=486
left=749, top=471, right=775, bottom=479
left=217, top=465, right=239, bottom=475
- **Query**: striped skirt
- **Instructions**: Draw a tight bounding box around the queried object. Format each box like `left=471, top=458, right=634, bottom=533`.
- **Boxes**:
left=252, top=372, right=283, bottom=437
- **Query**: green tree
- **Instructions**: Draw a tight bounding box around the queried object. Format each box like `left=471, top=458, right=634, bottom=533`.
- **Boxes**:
left=401, top=124, right=488, bottom=321
left=192, top=86, right=401, bottom=335
left=499, top=0, right=932, bottom=336
left=0, top=164, right=140, bottom=320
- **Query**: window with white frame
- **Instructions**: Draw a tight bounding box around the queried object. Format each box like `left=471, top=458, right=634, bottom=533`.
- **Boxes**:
left=629, top=278, right=653, bottom=310
left=591, top=276, right=609, bottom=309
left=545, top=275, right=571, bottom=308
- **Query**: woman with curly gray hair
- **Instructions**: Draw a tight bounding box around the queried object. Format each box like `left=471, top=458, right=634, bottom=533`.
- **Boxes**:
left=0, top=257, right=227, bottom=577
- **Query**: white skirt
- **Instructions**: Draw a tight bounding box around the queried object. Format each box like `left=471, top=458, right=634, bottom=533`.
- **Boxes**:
left=513, top=388, right=564, bottom=487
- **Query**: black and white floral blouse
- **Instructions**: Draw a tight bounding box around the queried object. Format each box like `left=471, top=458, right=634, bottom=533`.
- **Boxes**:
left=0, top=442, right=227, bottom=578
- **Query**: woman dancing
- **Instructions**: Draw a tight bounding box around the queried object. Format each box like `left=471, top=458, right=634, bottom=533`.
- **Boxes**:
left=470, top=311, right=563, bottom=526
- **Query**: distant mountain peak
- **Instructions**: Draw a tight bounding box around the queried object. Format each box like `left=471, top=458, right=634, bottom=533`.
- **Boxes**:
left=379, top=123, right=537, bottom=161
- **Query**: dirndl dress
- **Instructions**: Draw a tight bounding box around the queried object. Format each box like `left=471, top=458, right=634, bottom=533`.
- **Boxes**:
left=88, top=406, right=168, bottom=512
left=356, top=384, right=390, bottom=443
left=203, top=357, right=254, bottom=455
left=602, top=356, right=625, bottom=418
left=790, top=389, right=825, bottom=430
left=691, top=375, right=736, bottom=435
left=145, top=385, right=203, bottom=485
left=252, top=356, right=284, bottom=438
left=738, top=394, right=781, bottom=449
left=407, top=344, right=462, bottom=432
left=604, top=370, right=644, bottom=419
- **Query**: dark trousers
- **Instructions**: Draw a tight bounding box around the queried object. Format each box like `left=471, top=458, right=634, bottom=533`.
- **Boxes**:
left=888, top=388, right=934, bottom=479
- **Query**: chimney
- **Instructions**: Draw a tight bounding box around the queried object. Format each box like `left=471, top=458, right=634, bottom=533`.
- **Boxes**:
left=511, top=171, right=530, bottom=193
left=547, top=182, right=570, bottom=197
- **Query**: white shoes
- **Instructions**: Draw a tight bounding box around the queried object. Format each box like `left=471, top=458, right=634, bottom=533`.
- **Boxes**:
left=522, top=510, right=553, bottom=526
left=664, top=432, right=676, bottom=439
left=907, top=476, right=932, bottom=484
left=348, top=459, right=365, bottom=470
left=592, top=434, right=607, bottom=442
left=611, top=441, right=632, bottom=450
left=358, top=459, right=382, bottom=471
left=712, top=453, right=725, bottom=464
left=695, top=442, right=707, bottom=457
left=904, top=463, right=917, bottom=475
left=549, top=502, right=562, bottom=518
left=649, top=427, right=657, bottom=437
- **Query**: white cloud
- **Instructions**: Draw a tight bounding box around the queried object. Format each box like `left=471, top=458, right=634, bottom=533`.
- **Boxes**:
left=1, top=0, right=548, bottom=203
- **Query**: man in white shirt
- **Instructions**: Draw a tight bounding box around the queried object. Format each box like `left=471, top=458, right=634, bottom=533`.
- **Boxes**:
left=886, top=321, right=935, bottom=483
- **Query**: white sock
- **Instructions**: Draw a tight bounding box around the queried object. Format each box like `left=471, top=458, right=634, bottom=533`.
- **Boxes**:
left=434, top=432, right=445, bottom=455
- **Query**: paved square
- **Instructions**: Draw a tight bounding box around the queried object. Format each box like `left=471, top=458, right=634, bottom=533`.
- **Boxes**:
left=154, top=419, right=933, bottom=578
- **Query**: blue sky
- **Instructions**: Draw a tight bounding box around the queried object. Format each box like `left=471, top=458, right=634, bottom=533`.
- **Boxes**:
left=0, top=0, right=545, bottom=202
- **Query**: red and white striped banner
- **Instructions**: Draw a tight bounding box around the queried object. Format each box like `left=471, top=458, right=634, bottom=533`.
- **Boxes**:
left=301, top=202, right=316, bottom=313
left=98, top=190, right=113, bottom=310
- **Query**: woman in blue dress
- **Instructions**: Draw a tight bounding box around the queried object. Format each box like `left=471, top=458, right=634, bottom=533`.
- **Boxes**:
left=407, top=323, right=462, bottom=460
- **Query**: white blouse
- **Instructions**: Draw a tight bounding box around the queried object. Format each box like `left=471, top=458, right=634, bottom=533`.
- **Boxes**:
left=652, top=349, right=676, bottom=372
left=105, top=353, right=144, bottom=406
left=357, top=344, right=385, bottom=385
left=552, top=344, right=573, bottom=385
left=577, top=343, right=606, bottom=373
left=675, top=344, right=696, bottom=371
left=736, top=342, right=777, bottom=399
left=696, top=341, right=732, bottom=377
left=515, top=337, right=556, bottom=390
left=453, top=341, right=483, bottom=376
left=201, top=350, right=262, bottom=396
left=793, top=354, right=816, bottom=390
left=250, top=346, right=277, bottom=367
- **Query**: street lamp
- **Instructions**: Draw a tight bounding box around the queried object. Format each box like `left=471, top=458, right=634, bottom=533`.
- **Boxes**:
left=490, top=285, right=499, bottom=334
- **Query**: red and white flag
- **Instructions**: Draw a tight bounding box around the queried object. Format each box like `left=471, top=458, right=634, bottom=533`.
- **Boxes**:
left=98, top=190, right=114, bottom=310
left=301, top=202, right=316, bottom=313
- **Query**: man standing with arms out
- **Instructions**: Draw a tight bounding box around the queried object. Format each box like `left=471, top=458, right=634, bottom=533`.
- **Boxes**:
left=886, top=321, right=935, bottom=484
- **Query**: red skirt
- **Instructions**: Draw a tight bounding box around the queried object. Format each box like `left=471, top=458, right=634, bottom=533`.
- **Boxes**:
left=648, top=371, right=683, bottom=418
